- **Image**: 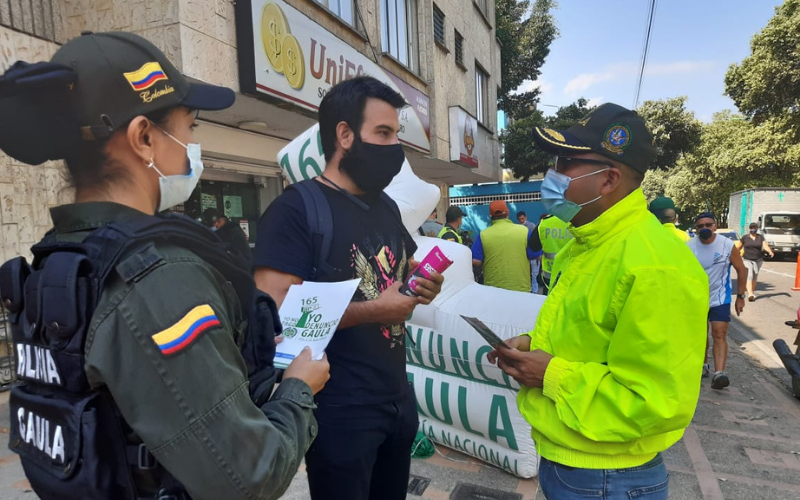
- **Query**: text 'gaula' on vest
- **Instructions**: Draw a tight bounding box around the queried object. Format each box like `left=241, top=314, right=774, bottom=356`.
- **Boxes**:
left=16, top=407, right=66, bottom=463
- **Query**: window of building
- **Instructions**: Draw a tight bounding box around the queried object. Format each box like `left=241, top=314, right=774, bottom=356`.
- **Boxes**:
left=475, top=64, right=489, bottom=124
left=380, top=0, right=419, bottom=72
left=454, top=29, right=464, bottom=68
left=315, top=0, right=356, bottom=27
left=433, top=4, right=445, bottom=47
left=474, top=0, right=489, bottom=19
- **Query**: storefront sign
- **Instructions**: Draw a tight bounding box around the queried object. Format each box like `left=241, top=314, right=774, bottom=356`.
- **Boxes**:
left=223, top=196, right=243, bottom=218
left=449, top=107, right=479, bottom=168
left=201, top=193, right=217, bottom=211
left=237, top=0, right=431, bottom=153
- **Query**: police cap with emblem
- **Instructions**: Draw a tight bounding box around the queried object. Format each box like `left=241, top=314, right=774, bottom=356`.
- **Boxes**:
left=0, top=31, right=234, bottom=165
left=532, top=103, right=657, bottom=173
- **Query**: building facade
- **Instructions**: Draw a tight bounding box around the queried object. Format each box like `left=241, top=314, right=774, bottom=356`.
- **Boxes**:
left=0, top=0, right=502, bottom=262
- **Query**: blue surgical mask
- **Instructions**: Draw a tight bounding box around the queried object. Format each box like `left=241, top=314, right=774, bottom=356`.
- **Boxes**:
left=149, top=124, right=204, bottom=212
left=540, top=167, right=609, bottom=222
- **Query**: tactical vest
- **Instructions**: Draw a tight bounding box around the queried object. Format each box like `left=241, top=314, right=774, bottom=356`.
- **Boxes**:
left=539, top=216, right=573, bottom=279
left=0, top=212, right=280, bottom=500
left=479, top=219, right=531, bottom=292
left=437, top=225, right=462, bottom=244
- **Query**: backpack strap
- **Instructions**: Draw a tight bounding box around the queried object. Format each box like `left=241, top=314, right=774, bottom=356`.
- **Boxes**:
left=288, top=180, right=336, bottom=281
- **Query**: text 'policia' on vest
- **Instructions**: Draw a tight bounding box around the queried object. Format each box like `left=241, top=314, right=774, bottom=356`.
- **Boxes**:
left=538, top=215, right=573, bottom=280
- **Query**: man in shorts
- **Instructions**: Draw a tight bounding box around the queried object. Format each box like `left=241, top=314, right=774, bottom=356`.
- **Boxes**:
left=687, top=212, right=749, bottom=389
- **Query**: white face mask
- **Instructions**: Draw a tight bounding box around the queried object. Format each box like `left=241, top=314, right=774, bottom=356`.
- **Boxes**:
left=148, top=125, right=204, bottom=212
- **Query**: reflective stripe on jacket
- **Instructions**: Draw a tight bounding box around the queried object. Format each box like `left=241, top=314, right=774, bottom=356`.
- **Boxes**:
left=518, top=189, right=709, bottom=469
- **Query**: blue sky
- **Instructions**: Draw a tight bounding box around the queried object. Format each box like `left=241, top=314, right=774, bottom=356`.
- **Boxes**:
left=514, top=0, right=782, bottom=123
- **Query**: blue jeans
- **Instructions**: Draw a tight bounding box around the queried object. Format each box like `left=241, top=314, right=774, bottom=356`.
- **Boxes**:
left=539, top=454, right=668, bottom=499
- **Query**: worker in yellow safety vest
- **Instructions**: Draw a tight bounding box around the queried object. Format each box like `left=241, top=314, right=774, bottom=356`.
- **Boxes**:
left=472, top=200, right=538, bottom=292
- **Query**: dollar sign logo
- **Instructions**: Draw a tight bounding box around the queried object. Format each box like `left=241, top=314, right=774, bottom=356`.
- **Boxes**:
left=285, top=47, right=296, bottom=76
left=269, top=20, right=281, bottom=56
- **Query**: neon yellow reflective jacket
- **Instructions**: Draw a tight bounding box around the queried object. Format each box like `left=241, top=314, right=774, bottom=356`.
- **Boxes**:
left=518, top=189, right=709, bottom=469
left=662, top=222, right=690, bottom=243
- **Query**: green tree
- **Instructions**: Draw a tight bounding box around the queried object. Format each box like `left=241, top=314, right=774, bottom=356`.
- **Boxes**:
left=496, top=0, right=559, bottom=119
left=502, top=98, right=594, bottom=180
left=724, top=0, right=800, bottom=131
left=636, top=97, right=702, bottom=170
left=664, top=111, right=798, bottom=220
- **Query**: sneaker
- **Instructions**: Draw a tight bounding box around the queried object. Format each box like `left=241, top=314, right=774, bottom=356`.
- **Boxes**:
left=711, top=371, right=730, bottom=390
left=702, top=364, right=710, bottom=378
left=748, top=295, right=756, bottom=302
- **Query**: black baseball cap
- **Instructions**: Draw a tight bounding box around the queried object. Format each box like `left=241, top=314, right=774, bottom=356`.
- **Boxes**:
left=532, top=103, right=657, bottom=173
left=52, top=31, right=235, bottom=140
left=445, top=206, right=464, bottom=222
left=695, top=212, right=716, bottom=223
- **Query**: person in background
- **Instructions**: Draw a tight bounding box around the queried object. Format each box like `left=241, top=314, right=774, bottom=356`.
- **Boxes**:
left=517, top=211, right=540, bottom=293
left=419, top=209, right=443, bottom=237
left=439, top=206, right=465, bottom=243
left=204, top=208, right=253, bottom=270
left=688, top=212, right=748, bottom=389
left=740, top=222, right=774, bottom=301
left=472, top=200, right=539, bottom=292
left=253, top=76, right=443, bottom=500
left=649, top=196, right=690, bottom=243
left=528, top=213, right=572, bottom=295
left=488, top=103, right=708, bottom=500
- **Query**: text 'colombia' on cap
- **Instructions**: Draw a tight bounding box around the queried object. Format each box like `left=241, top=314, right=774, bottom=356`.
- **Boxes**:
left=531, top=103, right=657, bottom=173
left=51, top=31, right=235, bottom=140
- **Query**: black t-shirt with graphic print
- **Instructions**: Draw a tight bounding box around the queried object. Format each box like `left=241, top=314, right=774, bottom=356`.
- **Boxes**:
left=254, top=181, right=417, bottom=405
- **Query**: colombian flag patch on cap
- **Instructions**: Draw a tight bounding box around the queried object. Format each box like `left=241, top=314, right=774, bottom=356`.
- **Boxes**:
left=124, top=62, right=168, bottom=91
left=152, top=304, right=220, bottom=355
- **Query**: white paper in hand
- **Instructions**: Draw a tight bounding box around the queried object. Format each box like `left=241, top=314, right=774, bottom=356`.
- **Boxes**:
left=275, top=279, right=360, bottom=367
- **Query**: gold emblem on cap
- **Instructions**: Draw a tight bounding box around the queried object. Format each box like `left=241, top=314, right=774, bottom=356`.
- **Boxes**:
left=281, top=35, right=305, bottom=90
left=543, top=128, right=565, bottom=142
left=261, top=2, right=290, bottom=74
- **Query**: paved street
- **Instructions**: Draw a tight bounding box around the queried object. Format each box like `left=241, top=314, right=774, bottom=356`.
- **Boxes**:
left=1, top=257, right=799, bottom=500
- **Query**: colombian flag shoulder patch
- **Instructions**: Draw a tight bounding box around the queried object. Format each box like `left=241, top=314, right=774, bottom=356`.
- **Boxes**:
left=151, top=304, right=220, bottom=356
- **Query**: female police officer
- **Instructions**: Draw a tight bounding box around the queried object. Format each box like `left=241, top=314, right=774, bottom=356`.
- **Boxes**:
left=0, top=32, right=328, bottom=500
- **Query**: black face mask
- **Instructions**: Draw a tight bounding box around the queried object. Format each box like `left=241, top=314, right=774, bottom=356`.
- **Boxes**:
left=339, top=134, right=405, bottom=194
left=698, top=228, right=713, bottom=240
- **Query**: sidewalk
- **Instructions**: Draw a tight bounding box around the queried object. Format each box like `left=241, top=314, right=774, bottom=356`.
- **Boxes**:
left=3, top=343, right=800, bottom=499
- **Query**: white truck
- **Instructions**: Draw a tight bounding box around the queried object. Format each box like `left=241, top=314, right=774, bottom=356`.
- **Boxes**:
left=728, top=188, right=800, bottom=259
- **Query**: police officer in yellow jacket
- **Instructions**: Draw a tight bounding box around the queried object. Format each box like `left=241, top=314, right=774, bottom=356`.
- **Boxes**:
left=489, top=104, right=708, bottom=500
left=439, top=206, right=465, bottom=243
left=527, top=214, right=572, bottom=294
left=649, top=196, right=690, bottom=243
left=0, top=32, right=329, bottom=500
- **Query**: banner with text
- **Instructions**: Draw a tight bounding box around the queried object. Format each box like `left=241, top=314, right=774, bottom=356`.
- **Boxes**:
left=244, top=0, right=430, bottom=153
